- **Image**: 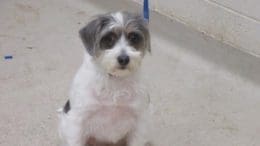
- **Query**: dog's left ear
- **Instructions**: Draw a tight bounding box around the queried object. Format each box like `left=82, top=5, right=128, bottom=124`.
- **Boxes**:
left=146, top=29, right=151, bottom=53
left=143, top=20, right=151, bottom=53
left=79, top=15, right=111, bottom=56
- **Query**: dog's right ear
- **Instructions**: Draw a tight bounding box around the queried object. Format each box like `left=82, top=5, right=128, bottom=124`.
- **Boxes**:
left=79, top=15, right=111, bottom=56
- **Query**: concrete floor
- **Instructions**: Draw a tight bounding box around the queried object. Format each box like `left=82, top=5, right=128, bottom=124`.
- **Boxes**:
left=1, top=0, right=260, bottom=146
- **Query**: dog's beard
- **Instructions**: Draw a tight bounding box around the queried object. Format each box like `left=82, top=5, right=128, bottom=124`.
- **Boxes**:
left=109, top=68, right=133, bottom=77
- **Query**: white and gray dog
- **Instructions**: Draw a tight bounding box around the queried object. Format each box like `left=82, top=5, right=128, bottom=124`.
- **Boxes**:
left=59, top=11, right=153, bottom=146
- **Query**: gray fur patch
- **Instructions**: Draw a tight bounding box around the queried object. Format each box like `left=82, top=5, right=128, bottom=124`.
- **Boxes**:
left=79, top=14, right=114, bottom=56
left=121, top=11, right=151, bottom=52
left=63, top=100, right=70, bottom=114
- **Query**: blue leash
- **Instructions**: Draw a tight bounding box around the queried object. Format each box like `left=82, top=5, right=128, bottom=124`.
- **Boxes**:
left=143, top=0, right=149, bottom=22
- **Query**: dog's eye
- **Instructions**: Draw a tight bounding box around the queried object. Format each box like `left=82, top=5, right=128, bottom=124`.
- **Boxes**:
left=100, top=32, right=117, bottom=49
left=128, top=32, right=142, bottom=45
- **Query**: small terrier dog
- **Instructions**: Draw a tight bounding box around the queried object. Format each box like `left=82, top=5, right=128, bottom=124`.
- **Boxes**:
left=59, top=11, right=152, bottom=146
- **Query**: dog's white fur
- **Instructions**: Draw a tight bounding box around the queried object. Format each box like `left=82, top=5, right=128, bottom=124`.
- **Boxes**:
left=59, top=12, right=152, bottom=146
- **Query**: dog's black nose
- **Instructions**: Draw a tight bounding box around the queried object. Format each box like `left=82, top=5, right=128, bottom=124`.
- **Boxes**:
left=117, top=54, right=130, bottom=66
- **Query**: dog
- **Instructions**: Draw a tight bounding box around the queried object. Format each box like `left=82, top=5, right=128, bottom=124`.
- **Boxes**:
left=58, top=11, right=152, bottom=146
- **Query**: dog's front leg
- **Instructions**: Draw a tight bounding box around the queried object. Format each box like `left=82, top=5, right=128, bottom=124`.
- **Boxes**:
left=59, top=111, right=86, bottom=146
left=128, top=114, right=154, bottom=146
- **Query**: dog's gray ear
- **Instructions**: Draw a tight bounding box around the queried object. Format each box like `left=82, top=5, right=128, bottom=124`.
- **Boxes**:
left=79, top=15, right=112, bottom=56
left=146, top=31, right=151, bottom=53
left=142, top=19, right=151, bottom=53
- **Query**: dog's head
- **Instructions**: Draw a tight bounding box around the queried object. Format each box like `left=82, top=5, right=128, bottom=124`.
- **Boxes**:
left=79, top=11, right=150, bottom=77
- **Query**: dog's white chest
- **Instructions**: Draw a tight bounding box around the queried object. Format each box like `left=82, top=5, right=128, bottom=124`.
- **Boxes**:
left=81, top=80, right=146, bottom=142
left=84, top=104, right=137, bottom=142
